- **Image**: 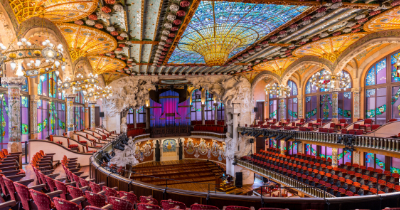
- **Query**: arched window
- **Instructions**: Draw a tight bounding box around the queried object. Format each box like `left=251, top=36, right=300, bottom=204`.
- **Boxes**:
left=287, top=80, right=298, bottom=121
left=190, top=89, right=224, bottom=122
left=365, top=51, right=400, bottom=124
left=305, top=70, right=352, bottom=123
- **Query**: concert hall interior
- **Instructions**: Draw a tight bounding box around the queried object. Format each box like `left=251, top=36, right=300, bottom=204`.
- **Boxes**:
left=3, top=0, right=400, bottom=209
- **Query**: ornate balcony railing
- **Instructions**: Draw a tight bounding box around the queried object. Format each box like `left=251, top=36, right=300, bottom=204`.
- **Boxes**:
left=238, top=127, right=400, bottom=153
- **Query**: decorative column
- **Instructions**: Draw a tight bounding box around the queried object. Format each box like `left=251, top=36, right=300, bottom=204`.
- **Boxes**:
left=89, top=101, right=96, bottom=130
left=265, top=94, right=269, bottom=120
left=353, top=150, right=360, bottom=165
left=331, top=91, right=339, bottom=123
left=201, top=104, right=205, bottom=125
left=65, top=93, right=77, bottom=136
left=84, top=105, right=89, bottom=129
left=226, top=113, right=232, bottom=134
left=332, top=148, right=338, bottom=168
left=29, top=95, right=38, bottom=139
left=145, top=107, right=150, bottom=129
left=133, top=108, right=137, bottom=128
left=279, top=98, right=285, bottom=121
left=3, top=77, right=25, bottom=153
left=352, top=88, right=360, bottom=120
left=280, top=140, right=286, bottom=155
left=297, top=95, right=303, bottom=119
left=214, top=103, right=218, bottom=125
left=297, top=142, right=303, bottom=154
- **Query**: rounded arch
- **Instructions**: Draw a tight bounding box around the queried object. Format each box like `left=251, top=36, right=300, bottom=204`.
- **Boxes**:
left=334, top=30, right=400, bottom=74
left=301, top=66, right=327, bottom=96
left=281, top=56, right=334, bottom=85
left=19, top=17, right=73, bottom=79
left=251, top=71, right=281, bottom=105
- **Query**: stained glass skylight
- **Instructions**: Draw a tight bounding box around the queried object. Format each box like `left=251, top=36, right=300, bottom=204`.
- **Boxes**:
left=168, top=1, right=310, bottom=65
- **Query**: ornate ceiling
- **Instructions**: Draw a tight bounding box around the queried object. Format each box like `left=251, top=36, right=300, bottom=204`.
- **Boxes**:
left=10, top=0, right=398, bottom=84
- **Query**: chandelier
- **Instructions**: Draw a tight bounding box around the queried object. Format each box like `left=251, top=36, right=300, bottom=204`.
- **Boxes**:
left=0, top=33, right=66, bottom=78
left=310, top=71, right=351, bottom=91
left=265, top=83, right=291, bottom=98
left=58, top=73, right=112, bottom=99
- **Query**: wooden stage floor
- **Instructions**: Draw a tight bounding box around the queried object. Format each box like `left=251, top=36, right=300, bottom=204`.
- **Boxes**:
left=132, top=159, right=263, bottom=195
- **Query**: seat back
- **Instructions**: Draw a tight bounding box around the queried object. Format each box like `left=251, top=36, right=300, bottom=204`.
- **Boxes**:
left=119, top=191, right=137, bottom=204
left=29, top=189, right=53, bottom=210
left=139, top=196, right=158, bottom=205
left=53, top=197, right=79, bottom=210
left=85, top=191, right=106, bottom=207
left=67, top=185, right=84, bottom=199
left=89, top=182, right=102, bottom=194
left=3, top=177, right=16, bottom=200
left=54, top=179, right=68, bottom=199
left=161, top=200, right=186, bottom=210
left=79, top=177, right=90, bottom=188
left=45, top=176, right=57, bottom=192
left=102, top=186, right=119, bottom=201
left=137, top=203, right=161, bottom=210
left=109, top=196, right=134, bottom=210
left=14, top=182, right=31, bottom=210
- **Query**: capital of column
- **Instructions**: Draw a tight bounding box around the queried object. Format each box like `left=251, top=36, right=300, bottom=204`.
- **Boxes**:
left=2, top=77, right=26, bottom=86
left=65, top=93, right=77, bottom=98
left=88, top=101, right=97, bottom=105
left=30, top=95, right=39, bottom=102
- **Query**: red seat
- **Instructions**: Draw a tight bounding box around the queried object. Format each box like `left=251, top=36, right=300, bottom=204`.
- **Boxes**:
left=67, top=185, right=84, bottom=199
left=119, top=191, right=137, bottom=204
left=137, top=203, right=161, bottom=210
left=54, top=197, right=79, bottom=210
left=109, top=196, right=134, bottom=210
left=102, top=186, right=119, bottom=201
left=29, top=189, right=55, bottom=210
left=140, top=196, right=158, bottom=205
left=161, top=200, right=186, bottom=210
left=85, top=191, right=106, bottom=207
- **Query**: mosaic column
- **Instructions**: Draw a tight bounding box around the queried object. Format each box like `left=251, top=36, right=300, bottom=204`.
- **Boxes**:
left=133, top=108, right=137, bottom=128
left=214, top=103, right=218, bottom=125
left=280, top=140, right=286, bottom=155
left=65, top=94, right=77, bottom=136
left=332, top=148, right=338, bottom=168
left=297, top=96, right=303, bottom=119
left=29, top=95, right=38, bottom=139
left=89, top=101, right=96, bottom=130
left=353, top=89, right=360, bottom=120
left=201, top=104, right=205, bottom=125
left=3, top=77, right=25, bottom=153
left=332, top=91, right=339, bottom=123
left=279, top=98, right=285, bottom=121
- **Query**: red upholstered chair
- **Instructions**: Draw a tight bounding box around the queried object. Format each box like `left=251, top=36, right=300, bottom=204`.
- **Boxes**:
left=67, top=185, right=84, bottom=199
left=389, top=119, right=398, bottom=122
left=191, top=204, right=219, bottom=210
left=54, top=179, right=69, bottom=200
left=79, top=177, right=90, bottom=188
left=119, top=191, right=137, bottom=204
left=339, top=119, right=347, bottom=124
left=29, top=189, right=55, bottom=210
left=102, top=186, right=119, bottom=201
left=140, top=196, right=158, bottom=205
left=354, top=124, right=360, bottom=130
left=360, top=119, right=373, bottom=131
left=341, top=129, right=348, bottom=134
left=109, top=196, right=134, bottom=210
left=89, top=182, right=103, bottom=194
left=3, top=177, right=17, bottom=201
left=161, top=200, right=187, bottom=210
left=53, top=197, right=79, bottom=210
left=45, top=176, right=57, bottom=192
left=14, top=182, right=33, bottom=210
left=371, top=124, right=380, bottom=130
left=137, top=203, right=161, bottom=210
left=225, top=206, right=251, bottom=210
left=85, top=191, right=106, bottom=208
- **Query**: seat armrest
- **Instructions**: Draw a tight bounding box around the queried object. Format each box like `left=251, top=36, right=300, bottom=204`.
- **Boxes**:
left=0, top=200, right=16, bottom=210
left=69, top=196, right=86, bottom=205
left=45, top=153, right=56, bottom=156
left=15, top=178, right=34, bottom=185
left=101, top=204, right=113, bottom=209
left=79, top=175, right=89, bottom=179
left=55, top=177, right=67, bottom=182
left=10, top=152, right=22, bottom=155
left=46, top=190, right=63, bottom=199
left=28, top=184, right=46, bottom=191
left=48, top=173, right=60, bottom=179
left=66, top=182, right=76, bottom=186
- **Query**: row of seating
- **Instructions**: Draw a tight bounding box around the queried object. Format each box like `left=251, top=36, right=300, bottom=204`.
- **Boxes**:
left=245, top=148, right=400, bottom=197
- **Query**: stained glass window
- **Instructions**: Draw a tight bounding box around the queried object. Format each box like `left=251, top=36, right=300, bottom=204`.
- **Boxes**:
left=21, top=78, right=29, bottom=92
left=74, top=106, right=85, bottom=131
left=136, top=106, right=146, bottom=123
left=320, top=94, right=332, bottom=122
left=288, top=80, right=297, bottom=96
left=48, top=72, right=58, bottom=98
left=305, top=96, right=317, bottom=121
left=75, top=91, right=85, bottom=103
left=366, top=87, right=387, bottom=124
left=392, top=52, right=400, bottom=82
left=366, top=59, right=387, bottom=86
left=0, top=94, right=8, bottom=148
left=287, top=80, right=298, bottom=121
left=168, top=1, right=309, bottom=64
left=20, top=96, right=29, bottom=143
left=391, top=157, right=400, bottom=175
left=269, top=99, right=278, bottom=119
left=37, top=100, right=49, bottom=139
left=191, top=89, right=202, bottom=121
left=38, top=74, right=49, bottom=96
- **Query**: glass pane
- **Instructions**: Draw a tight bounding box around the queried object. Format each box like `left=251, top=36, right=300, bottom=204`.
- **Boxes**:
left=366, top=153, right=374, bottom=169
left=320, top=94, right=332, bottom=122
left=376, top=59, right=387, bottom=85
left=392, top=86, right=400, bottom=120
left=391, top=52, right=400, bottom=82
left=375, top=154, right=386, bottom=170
left=376, top=88, right=387, bottom=125
left=391, top=157, right=400, bottom=174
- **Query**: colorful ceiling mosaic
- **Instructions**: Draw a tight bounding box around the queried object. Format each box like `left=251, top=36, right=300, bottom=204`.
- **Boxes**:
left=364, top=6, right=400, bottom=32
left=293, top=33, right=368, bottom=62
left=57, top=23, right=117, bottom=61
left=102, top=72, right=127, bottom=85
left=167, top=1, right=310, bottom=66
left=88, top=56, right=126, bottom=75
left=253, top=57, right=298, bottom=76
left=10, top=0, right=98, bottom=23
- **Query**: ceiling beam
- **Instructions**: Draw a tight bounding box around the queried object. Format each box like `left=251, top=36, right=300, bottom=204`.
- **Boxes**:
left=214, top=0, right=379, bottom=9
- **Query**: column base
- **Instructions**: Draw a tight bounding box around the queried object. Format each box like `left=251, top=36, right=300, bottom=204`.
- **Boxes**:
left=8, top=142, right=22, bottom=169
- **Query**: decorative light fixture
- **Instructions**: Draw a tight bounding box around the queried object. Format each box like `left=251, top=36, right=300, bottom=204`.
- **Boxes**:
left=58, top=73, right=112, bottom=99
left=265, top=83, right=291, bottom=98
left=310, top=71, right=351, bottom=91
left=0, top=31, right=66, bottom=78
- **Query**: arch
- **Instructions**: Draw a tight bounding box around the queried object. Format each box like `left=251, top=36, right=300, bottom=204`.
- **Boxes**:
left=281, top=56, right=334, bottom=85
left=19, top=17, right=73, bottom=79
left=334, top=30, right=400, bottom=74
left=0, top=0, right=18, bottom=43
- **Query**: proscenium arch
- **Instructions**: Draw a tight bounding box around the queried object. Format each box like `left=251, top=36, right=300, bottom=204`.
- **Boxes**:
left=334, top=30, right=400, bottom=74
left=281, top=56, right=334, bottom=85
